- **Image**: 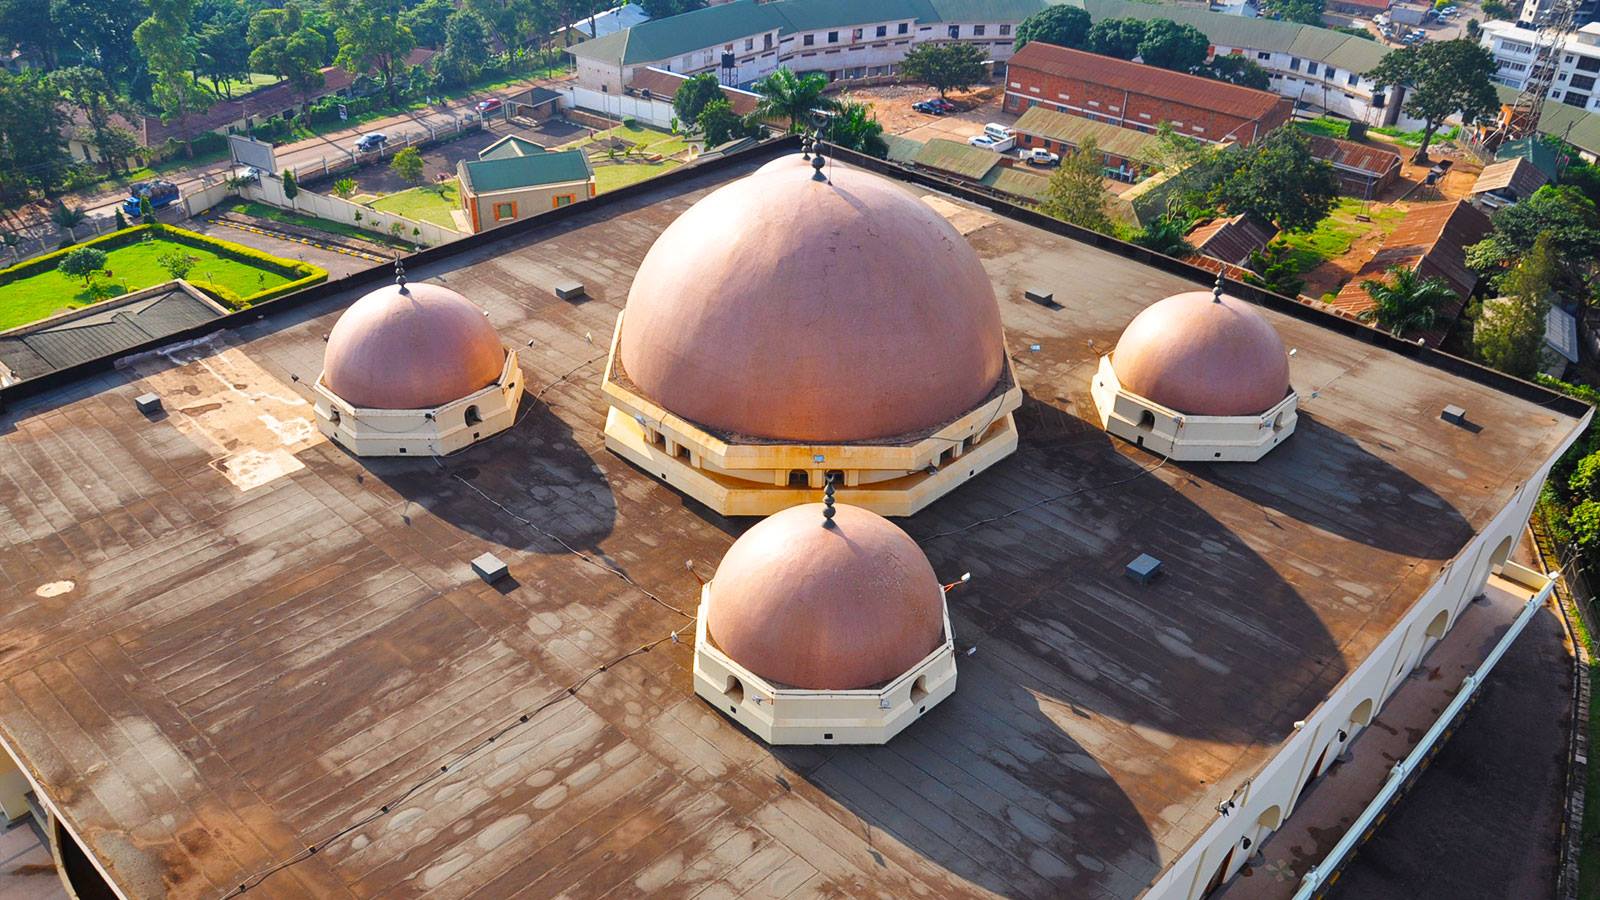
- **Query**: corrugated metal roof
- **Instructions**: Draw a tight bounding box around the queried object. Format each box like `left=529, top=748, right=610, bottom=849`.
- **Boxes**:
left=1471, top=157, right=1549, bottom=198
left=1008, top=42, right=1287, bottom=121
left=1075, top=0, right=1389, bottom=73
left=1185, top=213, right=1278, bottom=265
left=478, top=136, right=547, bottom=161
left=628, top=67, right=762, bottom=115
left=883, top=134, right=925, bottom=163
left=981, top=165, right=1051, bottom=200
left=1306, top=134, right=1401, bottom=177
left=776, top=0, right=926, bottom=31
left=0, top=285, right=224, bottom=382
left=925, top=0, right=1050, bottom=21
left=460, top=149, right=594, bottom=194
left=913, top=138, right=1002, bottom=179
left=1494, top=84, right=1600, bottom=159
left=1548, top=304, right=1580, bottom=363
left=1012, top=105, right=1163, bottom=162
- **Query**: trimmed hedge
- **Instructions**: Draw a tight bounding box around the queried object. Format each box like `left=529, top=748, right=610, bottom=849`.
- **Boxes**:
left=0, top=224, right=329, bottom=308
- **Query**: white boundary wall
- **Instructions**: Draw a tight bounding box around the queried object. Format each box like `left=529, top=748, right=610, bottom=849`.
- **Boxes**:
left=563, top=85, right=676, bottom=129
left=242, top=175, right=460, bottom=246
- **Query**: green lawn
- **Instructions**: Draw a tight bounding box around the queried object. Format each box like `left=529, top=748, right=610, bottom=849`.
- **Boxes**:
left=1370, top=124, right=1462, bottom=147
left=1296, top=117, right=1352, bottom=140
left=1276, top=198, right=1407, bottom=274
left=593, top=160, right=683, bottom=194
left=0, top=238, right=294, bottom=330
left=562, top=123, right=691, bottom=158
left=201, top=72, right=281, bottom=101
left=369, top=181, right=462, bottom=230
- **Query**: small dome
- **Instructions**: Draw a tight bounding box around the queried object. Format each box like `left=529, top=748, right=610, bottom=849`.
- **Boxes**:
left=620, top=159, right=1006, bottom=442
left=323, top=281, right=505, bottom=409
left=708, top=503, right=945, bottom=690
left=1112, top=290, right=1290, bottom=417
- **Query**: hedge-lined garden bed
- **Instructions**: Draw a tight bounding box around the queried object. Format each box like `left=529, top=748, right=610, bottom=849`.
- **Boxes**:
left=0, top=225, right=328, bottom=330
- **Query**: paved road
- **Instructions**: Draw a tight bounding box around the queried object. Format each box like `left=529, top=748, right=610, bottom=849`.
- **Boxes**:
left=73, top=76, right=571, bottom=222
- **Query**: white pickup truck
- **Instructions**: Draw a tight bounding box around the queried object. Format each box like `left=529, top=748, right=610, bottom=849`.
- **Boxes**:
left=1019, top=147, right=1060, bottom=167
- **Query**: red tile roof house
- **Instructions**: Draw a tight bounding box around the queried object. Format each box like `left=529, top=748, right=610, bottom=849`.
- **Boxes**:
left=1327, top=0, right=1390, bottom=16
left=1307, top=134, right=1403, bottom=198
left=1001, top=42, right=1293, bottom=147
left=626, top=66, right=762, bottom=117
left=1330, top=200, right=1493, bottom=346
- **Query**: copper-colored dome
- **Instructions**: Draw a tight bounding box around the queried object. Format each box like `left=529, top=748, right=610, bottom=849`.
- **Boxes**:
left=707, top=503, right=945, bottom=690
left=323, top=282, right=506, bottom=409
left=620, top=160, right=1006, bottom=442
left=1112, top=290, right=1290, bottom=417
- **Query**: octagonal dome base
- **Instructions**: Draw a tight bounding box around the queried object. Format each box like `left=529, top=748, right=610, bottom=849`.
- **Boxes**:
left=691, top=586, right=958, bottom=746
left=602, top=312, right=1021, bottom=517
left=1091, top=355, right=1297, bottom=462
left=314, top=351, right=523, bottom=457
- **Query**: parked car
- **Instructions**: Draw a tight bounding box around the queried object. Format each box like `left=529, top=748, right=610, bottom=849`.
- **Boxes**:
left=354, top=133, right=388, bottom=153
left=476, top=98, right=503, bottom=115
left=232, top=166, right=262, bottom=184
left=1020, top=148, right=1060, bottom=167
left=912, top=99, right=945, bottom=115
left=1374, top=12, right=1389, bottom=25
left=968, top=134, right=1015, bottom=152
left=928, top=97, right=957, bottom=113
left=983, top=123, right=1015, bottom=142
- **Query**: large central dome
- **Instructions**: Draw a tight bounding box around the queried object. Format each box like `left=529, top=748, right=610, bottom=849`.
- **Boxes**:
left=618, top=160, right=1006, bottom=442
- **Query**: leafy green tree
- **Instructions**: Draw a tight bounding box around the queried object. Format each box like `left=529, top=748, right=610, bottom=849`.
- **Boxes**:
left=1358, top=265, right=1456, bottom=336
left=1131, top=215, right=1193, bottom=257
left=436, top=8, right=490, bottom=87
left=1013, top=5, right=1091, bottom=50
left=1571, top=499, right=1600, bottom=548
left=195, top=10, right=252, bottom=98
left=1571, top=453, right=1600, bottom=500
left=1216, top=127, right=1338, bottom=233
left=332, top=177, right=357, bottom=198
left=158, top=250, right=199, bottom=280
left=115, top=209, right=128, bottom=229
left=1038, top=138, right=1113, bottom=234
left=282, top=169, right=299, bottom=201
left=50, top=67, right=126, bottom=172
left=899, top=41, right=987, bottom=98
left=0, top=71, right=72, bottom=204
left=825, top=101, right=889, bottom=159
left=48, top=0, right=147, bottom=87
left=1268, top=0, right=1325, bottom=25
left=1204, top=55, right=1271, bottom=90
left=752, top=68, right=836, bottom=132
left=400, top=0, right=453, bottom=47
left=59, top=247, right=108, bottom=285
left=1364, top=40, right=1499, bottom=162
left=139, top=196, right=155, bottom=224
left=1468, top=185, right=1600, bottom=295
left=697, top=97, right=741, bottom=146
left=0, top=0, right=64, bottom=68
left=1245, top=240, right=1306, bottom=297
left=1138, top=19, right=1210, bottom=72
left=464, top=0, right=542, bottom=50
left=1474, top=233, right=1555, bottom=378
left=673, top=73, right=724, bottom=129
left=1088, top=18, right=1147, bottom=60
left=332, top=0, right=417, bottom=106
left=50, top=203, right=85, bottom=230
left=249, top=8, right=330, bottom=95
left=391, top=147, right=425, bottom=184
left=640, top=0, right=708, bottom=17
left=1481, top=0, right=1511, bottom=18
left=136, top=0, right=207, bottom=158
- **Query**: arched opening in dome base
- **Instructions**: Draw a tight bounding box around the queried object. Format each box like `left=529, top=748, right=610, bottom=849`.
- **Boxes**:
left=691, top=583, right=958, bottom=745
left=601, top=312, right=1023, bottom=517
left=1090, top=355, right=1299, bottom=463
left=313, top=351, right=523, bottom=457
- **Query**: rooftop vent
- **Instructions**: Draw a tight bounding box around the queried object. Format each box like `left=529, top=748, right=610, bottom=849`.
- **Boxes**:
left=1125, top=553, right=1162, bottom=584
left=471, top=552, right=509, bottom=584
left=554, top=281, right=586, bottom=301
left=1025, top=288, right=1059, bottom=309
left=1441, top=405, right=1468, bottom=427
left=134, top=393, right=163, bottom=415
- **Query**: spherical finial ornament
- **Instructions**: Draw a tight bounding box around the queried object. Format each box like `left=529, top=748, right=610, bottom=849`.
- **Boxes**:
left=822, top=476, right=837, bottom=528
left=801, top=135, right=813, bottom=160
left=811, top=153, right=827, bottom=182
left=1212, top=268, right=1224, bottom=304
left=395, top=258, right=409, bottom=295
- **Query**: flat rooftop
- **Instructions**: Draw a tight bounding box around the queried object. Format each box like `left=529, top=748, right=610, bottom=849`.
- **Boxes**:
left=0, top=148, right=1582, bottom=899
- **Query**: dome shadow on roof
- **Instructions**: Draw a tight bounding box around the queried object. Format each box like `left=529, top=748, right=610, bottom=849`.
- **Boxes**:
left=1111, top=290, right=1290, bottom=417
left=619, top=159, right=1007, bottom=442
left=324, top=281, right=506, bottom=410
left=708, top=502, right=945, bottom=690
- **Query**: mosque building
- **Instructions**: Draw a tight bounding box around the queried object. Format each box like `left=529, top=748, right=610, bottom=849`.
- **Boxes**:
left=0, top=139, right=1585, bottom=900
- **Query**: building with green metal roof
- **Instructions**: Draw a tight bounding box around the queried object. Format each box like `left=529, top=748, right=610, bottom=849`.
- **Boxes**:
left=456, top=149, right=596, bottom=234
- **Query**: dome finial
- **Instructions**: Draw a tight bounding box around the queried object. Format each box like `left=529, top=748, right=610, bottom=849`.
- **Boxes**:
left=822, top=474, right=837, bottom=528
left=811, top=152, right=827, bottom=182
left=1212, top=268, right=1224, bottom=304
left=801, top=134, right=813, bottom=160
left=395, top=256, right=409, bottom=295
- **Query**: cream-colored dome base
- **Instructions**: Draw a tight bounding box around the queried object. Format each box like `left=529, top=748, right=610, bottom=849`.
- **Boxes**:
left=692, top=585, right=958, bottom=745
left=315, top=351, right=523, bottom=457
left=602, top=312, right=1021, bottom=517
left=1091, top=355, right=1297, bottom=462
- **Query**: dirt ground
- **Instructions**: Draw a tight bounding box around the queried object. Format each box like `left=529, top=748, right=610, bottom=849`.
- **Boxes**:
left=845, top=83, right=1011, bottom=143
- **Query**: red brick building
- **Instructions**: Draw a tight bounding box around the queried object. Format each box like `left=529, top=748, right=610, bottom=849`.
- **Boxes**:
left=1002, top=43, right=1293, bottom=147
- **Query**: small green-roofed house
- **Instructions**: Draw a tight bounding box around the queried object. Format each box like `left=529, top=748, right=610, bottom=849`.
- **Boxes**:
left=478, top=135, right=548, bottom=161
left=456, top=149, right=596, bottom=233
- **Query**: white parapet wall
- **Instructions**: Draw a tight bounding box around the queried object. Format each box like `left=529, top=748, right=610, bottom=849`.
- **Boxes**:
left=243, top=175, right=461, bottom=247
left=1090, top=355, right=1299, bottom=462
left=313, top=351, right=523, bottom=457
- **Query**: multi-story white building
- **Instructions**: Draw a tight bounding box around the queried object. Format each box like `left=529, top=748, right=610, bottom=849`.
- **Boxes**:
left=1481, top=19, right=1600, bottom=114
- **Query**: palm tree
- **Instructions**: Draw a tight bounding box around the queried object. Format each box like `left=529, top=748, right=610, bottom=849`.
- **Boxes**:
left=824, top=101, right=888, bottom=158
left=1357, top=265, right=1457, bottom=337
left=752, top=67, right=837, bottom=133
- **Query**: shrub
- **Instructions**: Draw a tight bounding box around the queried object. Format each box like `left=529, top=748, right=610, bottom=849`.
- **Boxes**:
left=59, top=247, right=108, bottom=284
left=189, top=280, right=242, bottom=307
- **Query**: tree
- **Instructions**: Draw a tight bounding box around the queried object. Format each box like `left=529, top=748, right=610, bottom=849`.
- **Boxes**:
left=1474, top=233, right=1555, bottom=378
left=59, top=247, right=108, bottom=285
left=51, top=67, right=126, bottom=172
left=115, top=209, right=128, bottom=229
left=1468, top=185, right=1600, bottom=292
left=47, top=0, right=147, bottom=87
left=400, top=0, right=452, bottom=47
left=332, top=177, right=357, bottom=198
left=825, top=101, right=889, bottom=159
left=673, top=73, right=724, bottom=129
left=1466, top=18, right=1481, bottom=38
left=640, top=0, right=708, bottom=17
left=435, top=8, right=490, bottom=87
left=391, top=146, right=425, bottom=184
left=1204, top=55, right=1271, bottom=90
left=0, top=71, right=72, bottom=205
left=1138, top=20, right=1210, bottom=72
left=1481, top=0, right=1511, bottom=18
left=332, top=0, right=417, bottom=107
left=1013, top=5, right=1091, bottom=50
left=282, top=169, right=299, bottom=200
left=249, top=11, right=330, bottom=95
left=1245, top=240, right=1306, bottom=297
left=1363, top=40, right=1499, bottom=162
left=1088, top=18, right=1147, bottom=60
left=1216, top=127, right=1338, bottom=232
left=752, top=68, right=835, bottom=132
left=0, top=0, right=64, bottom=68
left=195, top=12, right=252, bottom=98
left=1131, top=215, right=1193, bottom=257
left=158, top=249, right=199, bottom=280
left=898, top=42, right=987, bottom=98
left=1358, top=265, right=1457, bottom=336
left=1038, top=138, right=1113, bottom=234
left=135, top=0, right=207, bottom=158
left=50, top=203, right=86, bottom=230
left=95, top=128, right=142, bottom=174
left=139, top=196, right=155, bottom=224
left=698, top=97, right=741, bottom=146
left=1268, top=0, right=1325, bottom=25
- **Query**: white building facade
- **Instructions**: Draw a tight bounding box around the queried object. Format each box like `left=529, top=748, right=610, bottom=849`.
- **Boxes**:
left=1482, top=19, right=1600, bottom=114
